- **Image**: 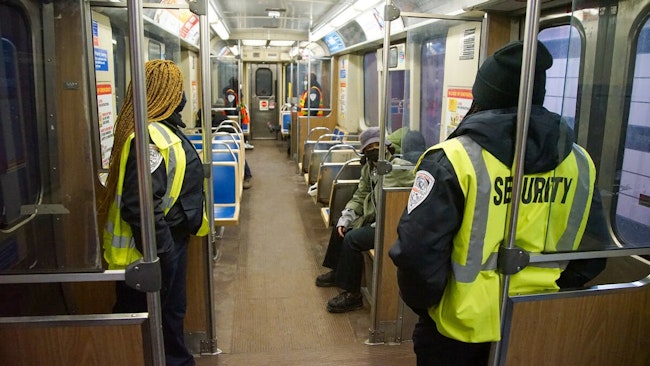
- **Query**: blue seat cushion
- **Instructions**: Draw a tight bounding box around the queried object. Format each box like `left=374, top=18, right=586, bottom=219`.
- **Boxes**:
left=214, top=205, right=237, bottom=219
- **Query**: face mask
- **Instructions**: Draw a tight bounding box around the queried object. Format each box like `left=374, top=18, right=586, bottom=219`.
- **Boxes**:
left=364, top=149, right=379, bottom=163
left=175, top=91, right=187, bottom=113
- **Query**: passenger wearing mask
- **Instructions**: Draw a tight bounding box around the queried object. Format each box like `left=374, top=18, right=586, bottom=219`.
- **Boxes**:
left=222, top=77, right=253, bottom=188
left=223, top=76, right=254, bottom=151
left=100, top=60, right=209, bottom=366
left=299, top=72, right=324, bottom=116
left=389, top=41, right=605, bottom=365
left=316, top=127, right=414, bottom=313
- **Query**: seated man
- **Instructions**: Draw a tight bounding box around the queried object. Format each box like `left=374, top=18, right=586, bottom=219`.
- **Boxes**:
left=316, top=127, right=415, bottom=313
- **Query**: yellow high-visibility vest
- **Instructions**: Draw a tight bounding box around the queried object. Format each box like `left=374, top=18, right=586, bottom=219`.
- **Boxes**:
left=419, top=135, right=595, bottom=342
left=103, top=122, right=208, bottom=269
left=299, top=86, right=324, bottom=116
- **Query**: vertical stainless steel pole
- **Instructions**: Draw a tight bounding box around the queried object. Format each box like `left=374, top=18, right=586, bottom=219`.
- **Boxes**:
left=198, top=0, right=218, bottom=354
left=489, top=0, right=541, bottom=364
left=126, top=0, right=165, bottom=364
left=368, top=0, right=394, bottom=345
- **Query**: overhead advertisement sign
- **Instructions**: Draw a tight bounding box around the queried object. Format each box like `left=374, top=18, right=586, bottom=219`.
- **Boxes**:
left=324, top=32, right=345, bottom=53
left=147, top=0, right=200, bottom=46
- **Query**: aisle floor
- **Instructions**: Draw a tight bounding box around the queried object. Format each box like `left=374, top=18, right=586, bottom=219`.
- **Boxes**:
left=195, top=139, right=415, bottom=366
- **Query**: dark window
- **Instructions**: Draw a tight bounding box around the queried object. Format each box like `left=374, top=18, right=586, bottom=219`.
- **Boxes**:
left=255, top=67, right=273, bottom=96
left=420, top=38, right=446, bottom=145
left=539, top=25, right=582, bottom=130
left=0, top=4, right=40, bottom=230
left=614, top=18, right=650, bottom=246
left=363, top=52, right=378, bottom=127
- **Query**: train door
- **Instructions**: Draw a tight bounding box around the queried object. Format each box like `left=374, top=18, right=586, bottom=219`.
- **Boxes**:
left=248, top=63, right=279, bottom=140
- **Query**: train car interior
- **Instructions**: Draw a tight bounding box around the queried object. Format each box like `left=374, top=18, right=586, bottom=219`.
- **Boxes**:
left=1, top=0, right=649, bottom=365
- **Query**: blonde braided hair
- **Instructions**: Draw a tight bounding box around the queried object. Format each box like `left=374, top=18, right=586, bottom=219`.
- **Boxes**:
left=98, top=59, right=184, bottom=221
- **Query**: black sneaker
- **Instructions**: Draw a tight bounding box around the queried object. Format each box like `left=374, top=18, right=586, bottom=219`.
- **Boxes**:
left=315, top=270, right=336, bottom=287
left=326, top=291, right=363, bottom=313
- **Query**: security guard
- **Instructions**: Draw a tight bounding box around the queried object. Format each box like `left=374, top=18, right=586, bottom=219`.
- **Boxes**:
left=389, top=41, right=604, bottom=365
left=299, top=72, right=324, bottom=116
left=100, top=60, right=208, bottom=366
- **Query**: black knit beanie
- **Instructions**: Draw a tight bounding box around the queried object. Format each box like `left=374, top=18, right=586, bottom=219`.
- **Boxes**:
left=472, top=40, right=553, bottom=109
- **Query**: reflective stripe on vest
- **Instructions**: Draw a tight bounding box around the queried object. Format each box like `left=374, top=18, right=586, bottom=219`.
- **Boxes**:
left=103, top=122, right=186, bottom=269
left=422, top=135, right=595, bottom=342
left=299, top=86, right=324, bottom=116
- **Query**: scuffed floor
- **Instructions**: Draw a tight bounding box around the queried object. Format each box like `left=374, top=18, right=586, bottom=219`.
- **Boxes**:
left=195, top=139, right=415, bottom=366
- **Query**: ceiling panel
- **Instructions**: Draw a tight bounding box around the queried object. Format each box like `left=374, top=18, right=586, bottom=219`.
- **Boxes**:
left=211, top=0, right=342, bottom=42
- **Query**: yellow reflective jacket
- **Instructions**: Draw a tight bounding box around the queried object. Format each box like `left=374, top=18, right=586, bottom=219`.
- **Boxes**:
left=299, top=85, right=324, bottom=116
left=425, top=135, right=595, bottom=342
left=103, top=122, right=208, bottom=269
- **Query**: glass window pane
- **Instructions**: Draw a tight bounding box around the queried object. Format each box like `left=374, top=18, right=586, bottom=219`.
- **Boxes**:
left=2, top=1, right=105, bottom=273
left=615, top=19, right=650, bottom=246
left=211, top=57, right=238, bottom=108
left=255, top=67, right=273, bottom=97
left=420, top=38, right=446, bottom=146
left=390, top=70, right=406, bottom=132
left=363, top=52, right=378, bottom=127
left=539, top=25, right=582, bottom=130
left=0, top=7, right=40, bottom=233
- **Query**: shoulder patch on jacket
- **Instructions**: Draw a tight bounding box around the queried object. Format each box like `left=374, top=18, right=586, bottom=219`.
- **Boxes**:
left=149, top=144, right=163, bottom=172
left=408, top=170, right=435, bottom=214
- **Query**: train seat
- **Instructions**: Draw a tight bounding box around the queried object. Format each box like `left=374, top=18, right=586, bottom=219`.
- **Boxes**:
left=300, top=127, right=331, bottom=173
left=320, top=179, right=359, bottom=228
left=307, top=143, right=359, bottom=187
left=280, top=108, right=291, bottom=138
left=217, top=120, right=244, bottom=135
left=211, top=148, right=240, bottom=226
left=316, top=157, right=362, bottom=206
left=302, top=137, right=342, bottom=175
left=212, top=132, right=245, bottom=181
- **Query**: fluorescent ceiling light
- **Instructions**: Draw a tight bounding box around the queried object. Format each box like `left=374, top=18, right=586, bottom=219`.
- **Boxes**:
left=269, top=40, right=295, bottom=47
left=311, top=24, right=334, bottom=41
left=242, top=39, right=267, bottom=46
left=211, top=20, right=229, bottom=40
left=228, top=45, right=240, bottom=56
left=354, top=0, right=383, bottom=12
left=208, top=4, right=218, bottom=21
left=311, top=0, right=385, bottom=41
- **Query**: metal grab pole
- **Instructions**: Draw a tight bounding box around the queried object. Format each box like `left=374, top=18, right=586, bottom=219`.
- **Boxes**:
left=197, top=0, right=219, bottom=355
left=489, top=0, right=542, bottom=364
left=126, top=0, right=165, bottom=364
left=368, top=0, right=394, bottom=345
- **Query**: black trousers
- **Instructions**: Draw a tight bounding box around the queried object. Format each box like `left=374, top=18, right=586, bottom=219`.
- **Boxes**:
left=413, top=314, right=491, bottom=366
left=322, top=225, right=375, bottom=293
left=114, top=235, right=194, bottom=366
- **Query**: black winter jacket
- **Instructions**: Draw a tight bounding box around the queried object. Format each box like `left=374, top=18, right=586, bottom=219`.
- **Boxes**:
left=121, top=115, right=204, bottom=254
left=389, top=106, right=607, bottom=313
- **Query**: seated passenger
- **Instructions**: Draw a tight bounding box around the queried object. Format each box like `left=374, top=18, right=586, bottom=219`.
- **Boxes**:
left=315, top=127, right=414, bottom=313
left=386, top=127, right=427, bottom=164
left=397, top=129, right=427, bottom=164
left=223, top=77, right=254, bottom=150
